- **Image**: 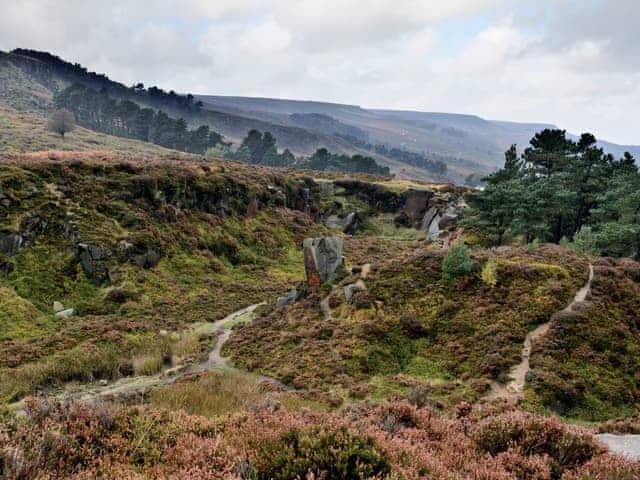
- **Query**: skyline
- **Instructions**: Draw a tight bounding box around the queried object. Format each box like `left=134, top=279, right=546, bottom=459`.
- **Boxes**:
left=1, top=0, right=638, bottom=145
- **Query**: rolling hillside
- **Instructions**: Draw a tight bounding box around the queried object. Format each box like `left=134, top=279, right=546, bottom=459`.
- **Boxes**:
left=2, top=48, right=638, bottom=184
left=199, top=95, right=640, bottom=173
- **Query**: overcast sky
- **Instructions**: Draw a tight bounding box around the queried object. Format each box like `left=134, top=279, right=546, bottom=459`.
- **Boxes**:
left=1, top=0, right=638, bottom=144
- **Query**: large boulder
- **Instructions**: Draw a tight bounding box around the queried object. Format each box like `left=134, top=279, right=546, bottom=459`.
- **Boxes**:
left=303, top=236, right=345, bottom=288
left=394, top=190, right=434, bottom=229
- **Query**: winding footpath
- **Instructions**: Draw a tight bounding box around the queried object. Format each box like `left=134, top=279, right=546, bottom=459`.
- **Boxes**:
left=12, top=302, right=279, bottom=411
left=484, top=264, right=594, bottom=402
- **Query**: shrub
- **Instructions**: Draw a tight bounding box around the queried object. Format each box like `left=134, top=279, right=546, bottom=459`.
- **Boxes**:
left=251, top=427, right=391, bottom=480
left=572, top=226, right=599, bottom=254
left=475, top=412, right=602, bottom=475
left=480, top=260, right=498, bottom=287
left=442, top=241, right=473, bottom=283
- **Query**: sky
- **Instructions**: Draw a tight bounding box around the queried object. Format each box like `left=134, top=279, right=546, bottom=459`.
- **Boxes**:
left=1, top=0, right=638, bottom=145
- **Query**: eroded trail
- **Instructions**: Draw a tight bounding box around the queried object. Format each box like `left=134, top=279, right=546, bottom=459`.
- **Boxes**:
left=12, top=302, right=282, bottom=409
left=484, top=264, right=594, bottom=403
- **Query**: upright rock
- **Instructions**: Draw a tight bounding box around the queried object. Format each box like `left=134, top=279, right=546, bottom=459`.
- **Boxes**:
left=303, top=236, right=345, bottom=288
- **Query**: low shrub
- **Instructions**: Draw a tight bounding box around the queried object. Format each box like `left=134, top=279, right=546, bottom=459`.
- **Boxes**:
left=475, top=412, right=603, bottom=476
left=442, top=241, right=473, bottom=283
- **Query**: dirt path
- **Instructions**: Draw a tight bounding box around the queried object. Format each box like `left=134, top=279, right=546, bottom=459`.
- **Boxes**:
left=596, top=434, right=640, bottom=461
left=11, top=302, right=283, bottom=410
left=484, top=264, right=594, bottom=403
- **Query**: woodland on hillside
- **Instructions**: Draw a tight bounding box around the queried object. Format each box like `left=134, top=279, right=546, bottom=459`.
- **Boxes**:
left=465, top=129, right=639, bottom=257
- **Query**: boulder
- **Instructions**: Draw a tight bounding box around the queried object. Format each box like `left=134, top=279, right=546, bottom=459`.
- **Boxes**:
left=325, top=212, right=361, bottom=235
left=55, top=308, right=75, bottom=319
left=303, top=236, right=345, bottom=288
left=53, top=301, right=64, bottom=313
left=0, top=231, right=24, bottom=256
left=277, top=288, right=298, bottom=307
left=78, top=243, right=110, bottom=284
left=427, top=214, right=442, bottom=242
left=420, top=207, right=439, bottom=231
left=0, top=260, right=14, bottom=276
left=344, top=279, right=366, bottom=303
left=133, top=249, right=160, bottom=269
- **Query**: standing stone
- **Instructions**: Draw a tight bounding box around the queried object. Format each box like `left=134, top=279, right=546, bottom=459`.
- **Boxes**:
left=303, top=236, right=345, bottom=288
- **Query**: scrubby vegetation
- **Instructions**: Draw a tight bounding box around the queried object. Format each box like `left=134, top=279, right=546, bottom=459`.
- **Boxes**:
left=227, top=244, right=589, bottom=406
left=2, top=398, right=637, bottom=479
left=0, top=153, right=323, bottom=401
left=529, top=258, right=640, bottom=420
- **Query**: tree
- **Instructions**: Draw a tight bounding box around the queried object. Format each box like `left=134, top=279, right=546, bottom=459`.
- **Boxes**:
left=523, top=129, right=575, bottom=177
left=442, top=241, right=473, bottom=283
left=47, top=109, right=75, bottom=139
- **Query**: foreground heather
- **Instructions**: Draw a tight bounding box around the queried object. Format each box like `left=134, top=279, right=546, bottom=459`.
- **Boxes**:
left=2, top=399, right=639, bottom=479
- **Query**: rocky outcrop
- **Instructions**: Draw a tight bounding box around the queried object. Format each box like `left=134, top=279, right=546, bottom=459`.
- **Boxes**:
left=394, top=190, right=435, bottom=229
left=0, top=231, right=24, bottom=256
left=420, top=207, right=439, bottom=231
left=325, top=212, right=361, bottom=235
left=333, top=180, right=403, bottom=212
left=78, top=243, right=110, bottom=285
left=303, top=236, right=345, bottom=288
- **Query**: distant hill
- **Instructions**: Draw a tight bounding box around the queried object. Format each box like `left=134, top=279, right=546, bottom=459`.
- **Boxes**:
left=198, top=95, right=640, bottom=178
left=1, top=48, right=637, bottom=183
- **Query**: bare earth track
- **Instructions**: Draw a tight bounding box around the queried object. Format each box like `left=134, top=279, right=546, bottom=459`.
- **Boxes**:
left=483, top=264, right=594, bottom=403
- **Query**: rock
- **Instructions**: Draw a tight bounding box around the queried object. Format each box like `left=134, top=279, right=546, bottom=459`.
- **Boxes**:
left=78, top=243, right=110, bottom=284
left=420, top=207, right=439, bottom=231
left=401, top=190, right=433, bottom=227
left=133, top=249, right=160, bottom=269
left=344, top=279, right=366, bottom=303
left=303, top=236, right=345, bottom=288
left=0, top=231, right=24, bottom=256
left=55, top=308, right=75, bottom=319
left=277, top=288, right=298, bottom=307
left=325, top=212, right=360, bottom=235
left=439, top=213, right=458, bottom=229
left=0, top=260, right=14, bottom=276
left=427, top=213, right=442, bottom=242
left=53, top=301, right=64, bottom=313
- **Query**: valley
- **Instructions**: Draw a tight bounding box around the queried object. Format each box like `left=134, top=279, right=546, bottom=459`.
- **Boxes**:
left=1, top=40, right=640, bottom=479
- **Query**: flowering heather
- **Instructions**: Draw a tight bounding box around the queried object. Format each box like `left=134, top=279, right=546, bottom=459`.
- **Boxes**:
left=2, top=399, right=638, bottom=479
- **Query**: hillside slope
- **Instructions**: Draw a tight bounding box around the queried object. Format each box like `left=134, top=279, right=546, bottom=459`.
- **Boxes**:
left=198, top=96, right=640, bottom=172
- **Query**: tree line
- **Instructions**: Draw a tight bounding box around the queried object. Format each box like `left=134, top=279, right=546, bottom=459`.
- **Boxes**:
left=13, top=49, right=204, bottom=114
left=464, top=129, right=639, bottom=257
left=233, top=129, right=391, bottom=176
left=336, top=134, right=448, bottom=176
left=54, top=84, right=224, bottom=154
